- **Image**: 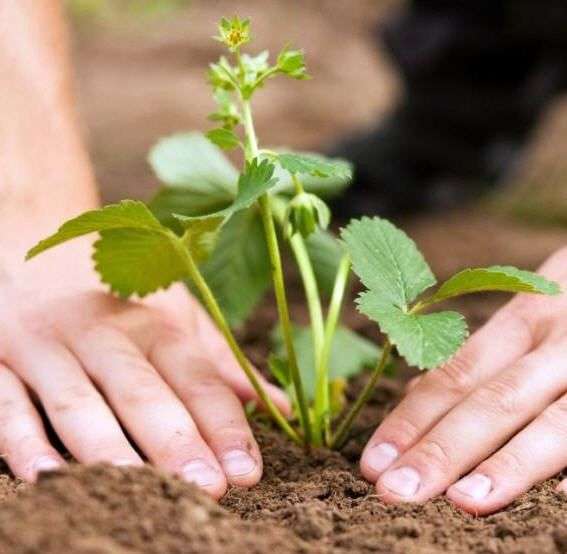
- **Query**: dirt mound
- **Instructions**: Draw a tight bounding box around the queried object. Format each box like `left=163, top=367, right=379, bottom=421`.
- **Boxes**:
left=0, top=464, right=304, bottom=554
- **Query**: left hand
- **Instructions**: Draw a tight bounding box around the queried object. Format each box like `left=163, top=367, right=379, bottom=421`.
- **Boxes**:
left=360, top=246, right=567, bottom=514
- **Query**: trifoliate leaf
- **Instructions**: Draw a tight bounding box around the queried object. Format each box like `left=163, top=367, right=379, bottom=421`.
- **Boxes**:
left=278, top=152, right=352, bottom=180
left=357, top=292, right=468, bottom=370
left=304, top=230, right=346, bottom=297
left=26, top=201, right=195, bottom=299
left=342, top=217, right=436, bottom=310
left=206, top=127, right=241, bottom=150
left=430, top=265, right=561, bottom=303
left=93, top=228, right=187, bottom=298
left=196, top=210, right=270, bottom=327
left=26, top=200, right=163, bottom=259
left=174, top=158, right=278, bottom=224
left=148, top=132, right=237, bottom=197
left=272, top=325, right=381, bottom=399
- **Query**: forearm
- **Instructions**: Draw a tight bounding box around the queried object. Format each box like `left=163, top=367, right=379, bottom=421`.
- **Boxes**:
left=0, top=0, right=99, bottom=273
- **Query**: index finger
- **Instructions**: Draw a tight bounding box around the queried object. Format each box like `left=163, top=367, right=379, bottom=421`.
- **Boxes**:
left=360, top=307, right=535, bottom=481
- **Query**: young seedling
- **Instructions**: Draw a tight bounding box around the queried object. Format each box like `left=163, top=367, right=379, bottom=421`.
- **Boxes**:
left=27, top=17, right=560, bottom=451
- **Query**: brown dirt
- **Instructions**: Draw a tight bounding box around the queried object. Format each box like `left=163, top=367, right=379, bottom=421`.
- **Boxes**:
left=1, top=408, right=567, bottom=553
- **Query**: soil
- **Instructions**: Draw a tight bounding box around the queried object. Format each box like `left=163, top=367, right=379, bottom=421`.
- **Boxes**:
left=1, top=411, right=567, bottom=554
left=2, top=1, right=567, bottom=552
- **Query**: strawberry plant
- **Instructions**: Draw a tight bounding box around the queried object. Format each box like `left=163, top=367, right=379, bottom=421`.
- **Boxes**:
left=27, top=17, right=560, bottom=450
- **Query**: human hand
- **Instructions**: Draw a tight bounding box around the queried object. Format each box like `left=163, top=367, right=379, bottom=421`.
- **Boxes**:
left=0, top=243, right=288, bottom=499
left=360, top=247, right=567, bottom=514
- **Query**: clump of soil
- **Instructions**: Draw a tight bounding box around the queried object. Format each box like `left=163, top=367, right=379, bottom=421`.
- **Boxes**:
left=0, top=464, right=304, bottom=554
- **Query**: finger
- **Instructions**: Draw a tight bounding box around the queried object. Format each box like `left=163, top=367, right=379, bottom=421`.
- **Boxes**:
left=361, top=308, right=534, bottom=481
left=448, top=389, right=567, bottom=515
left=67, top=325, right=227, bottom=498
left=374, top=341, right=567, bottom=503
left=0, top=363, right=65, bottom=481
left=404, top=376, right=422, bottom=394
left=149, top=334, right=262, bottom=487
left=192, top=305, right=291, bottom=415
left=8, top=339, right=143, bottom=467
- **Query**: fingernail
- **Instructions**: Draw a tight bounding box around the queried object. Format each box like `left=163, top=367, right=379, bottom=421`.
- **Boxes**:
left=33, top=456, right=62, bottom=474
left=182, top=460, right=219, bottom=487
left=220, top=449, right=256, bottom=477
left=381, top=466, right=421, bottom=497
left=366, top=443, right=399, bottom=474
left=451, top=473, right=492, bottom=500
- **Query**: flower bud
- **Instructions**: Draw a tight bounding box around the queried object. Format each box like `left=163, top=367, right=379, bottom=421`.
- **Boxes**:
left=284, top=193, right=330, bottom=239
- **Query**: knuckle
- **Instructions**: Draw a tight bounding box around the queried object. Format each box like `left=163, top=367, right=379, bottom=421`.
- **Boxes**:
left=472, top=376, right=522, bottom=417
left=541, top=399, right=567, bottom=436
left=485, top=449, right=526, bottom=478
left=49, top=384, right=100, bottom=414
left=155, top=428, right=202, bottom=462
left=189, top=372, right=229, bottom=397
left=434, top=351, right=477, bottom=397
left=121, top=375, right=166, bottom=407
left=415, top=437, right=454, bottom=473
left=381, top=413, right=422, bottom=447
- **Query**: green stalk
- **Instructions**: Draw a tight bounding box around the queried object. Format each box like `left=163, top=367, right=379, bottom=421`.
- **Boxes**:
left=177, top=242, right=301, bottom=445
left=289, top=235, right=325, bottom=370
left=330, top=340, right=392, bottom=450
left=315, top=254, right=350, bottom=446
left=241, top=97, right=312, bottom=444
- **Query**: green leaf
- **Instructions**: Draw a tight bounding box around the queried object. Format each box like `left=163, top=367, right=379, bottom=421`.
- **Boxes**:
left=206, top=127, right=241, bottom=150
left=26, top=200, right=194, bottom=299
left=430, top=265, right=561, bottom=303
left=304, top=230, right=346, bottom=296
left=27, top=200, right=163, bottom=259
left=278, top=152, right=352, bottom=180
left=208, top=56, right=238, bottom=91
left=267, top=354, right=291, bottom=389
left=272, top=325, right=381, bottom=399
left=342, top=217, right=436, bottom=310
left=196, top=209, right=271, bottom=327
left=270, top=152, right=352, bottom=198
left=174, top=158, right=278, bottom=223
left=148, top=132, right=237, bottom=197
left=93, top=228, right=187, bottom=298
left=177, top=217, right=224, bottom=263
left=357, top=292, right=468, bottom=370
left=149, top=187, right=231, bottom=232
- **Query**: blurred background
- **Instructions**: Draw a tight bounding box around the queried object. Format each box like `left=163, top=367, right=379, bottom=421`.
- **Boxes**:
left=65, top=0, right=567, bottom=285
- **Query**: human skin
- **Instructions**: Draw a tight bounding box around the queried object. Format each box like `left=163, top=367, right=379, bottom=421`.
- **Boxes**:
left=0, top=0, right=288, bottom=500
left=361, top=248, right=567, bottom=514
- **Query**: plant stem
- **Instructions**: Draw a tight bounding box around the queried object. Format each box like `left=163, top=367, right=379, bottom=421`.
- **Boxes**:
left=315, top=254, right=350, bottom=446
left=241, top=98, right=312, bottom=444
left=289, top=235, right=325, bottom=367
left=330, top=340, right=392, bottom=450
left=178, top=243, right=301, bottom=445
